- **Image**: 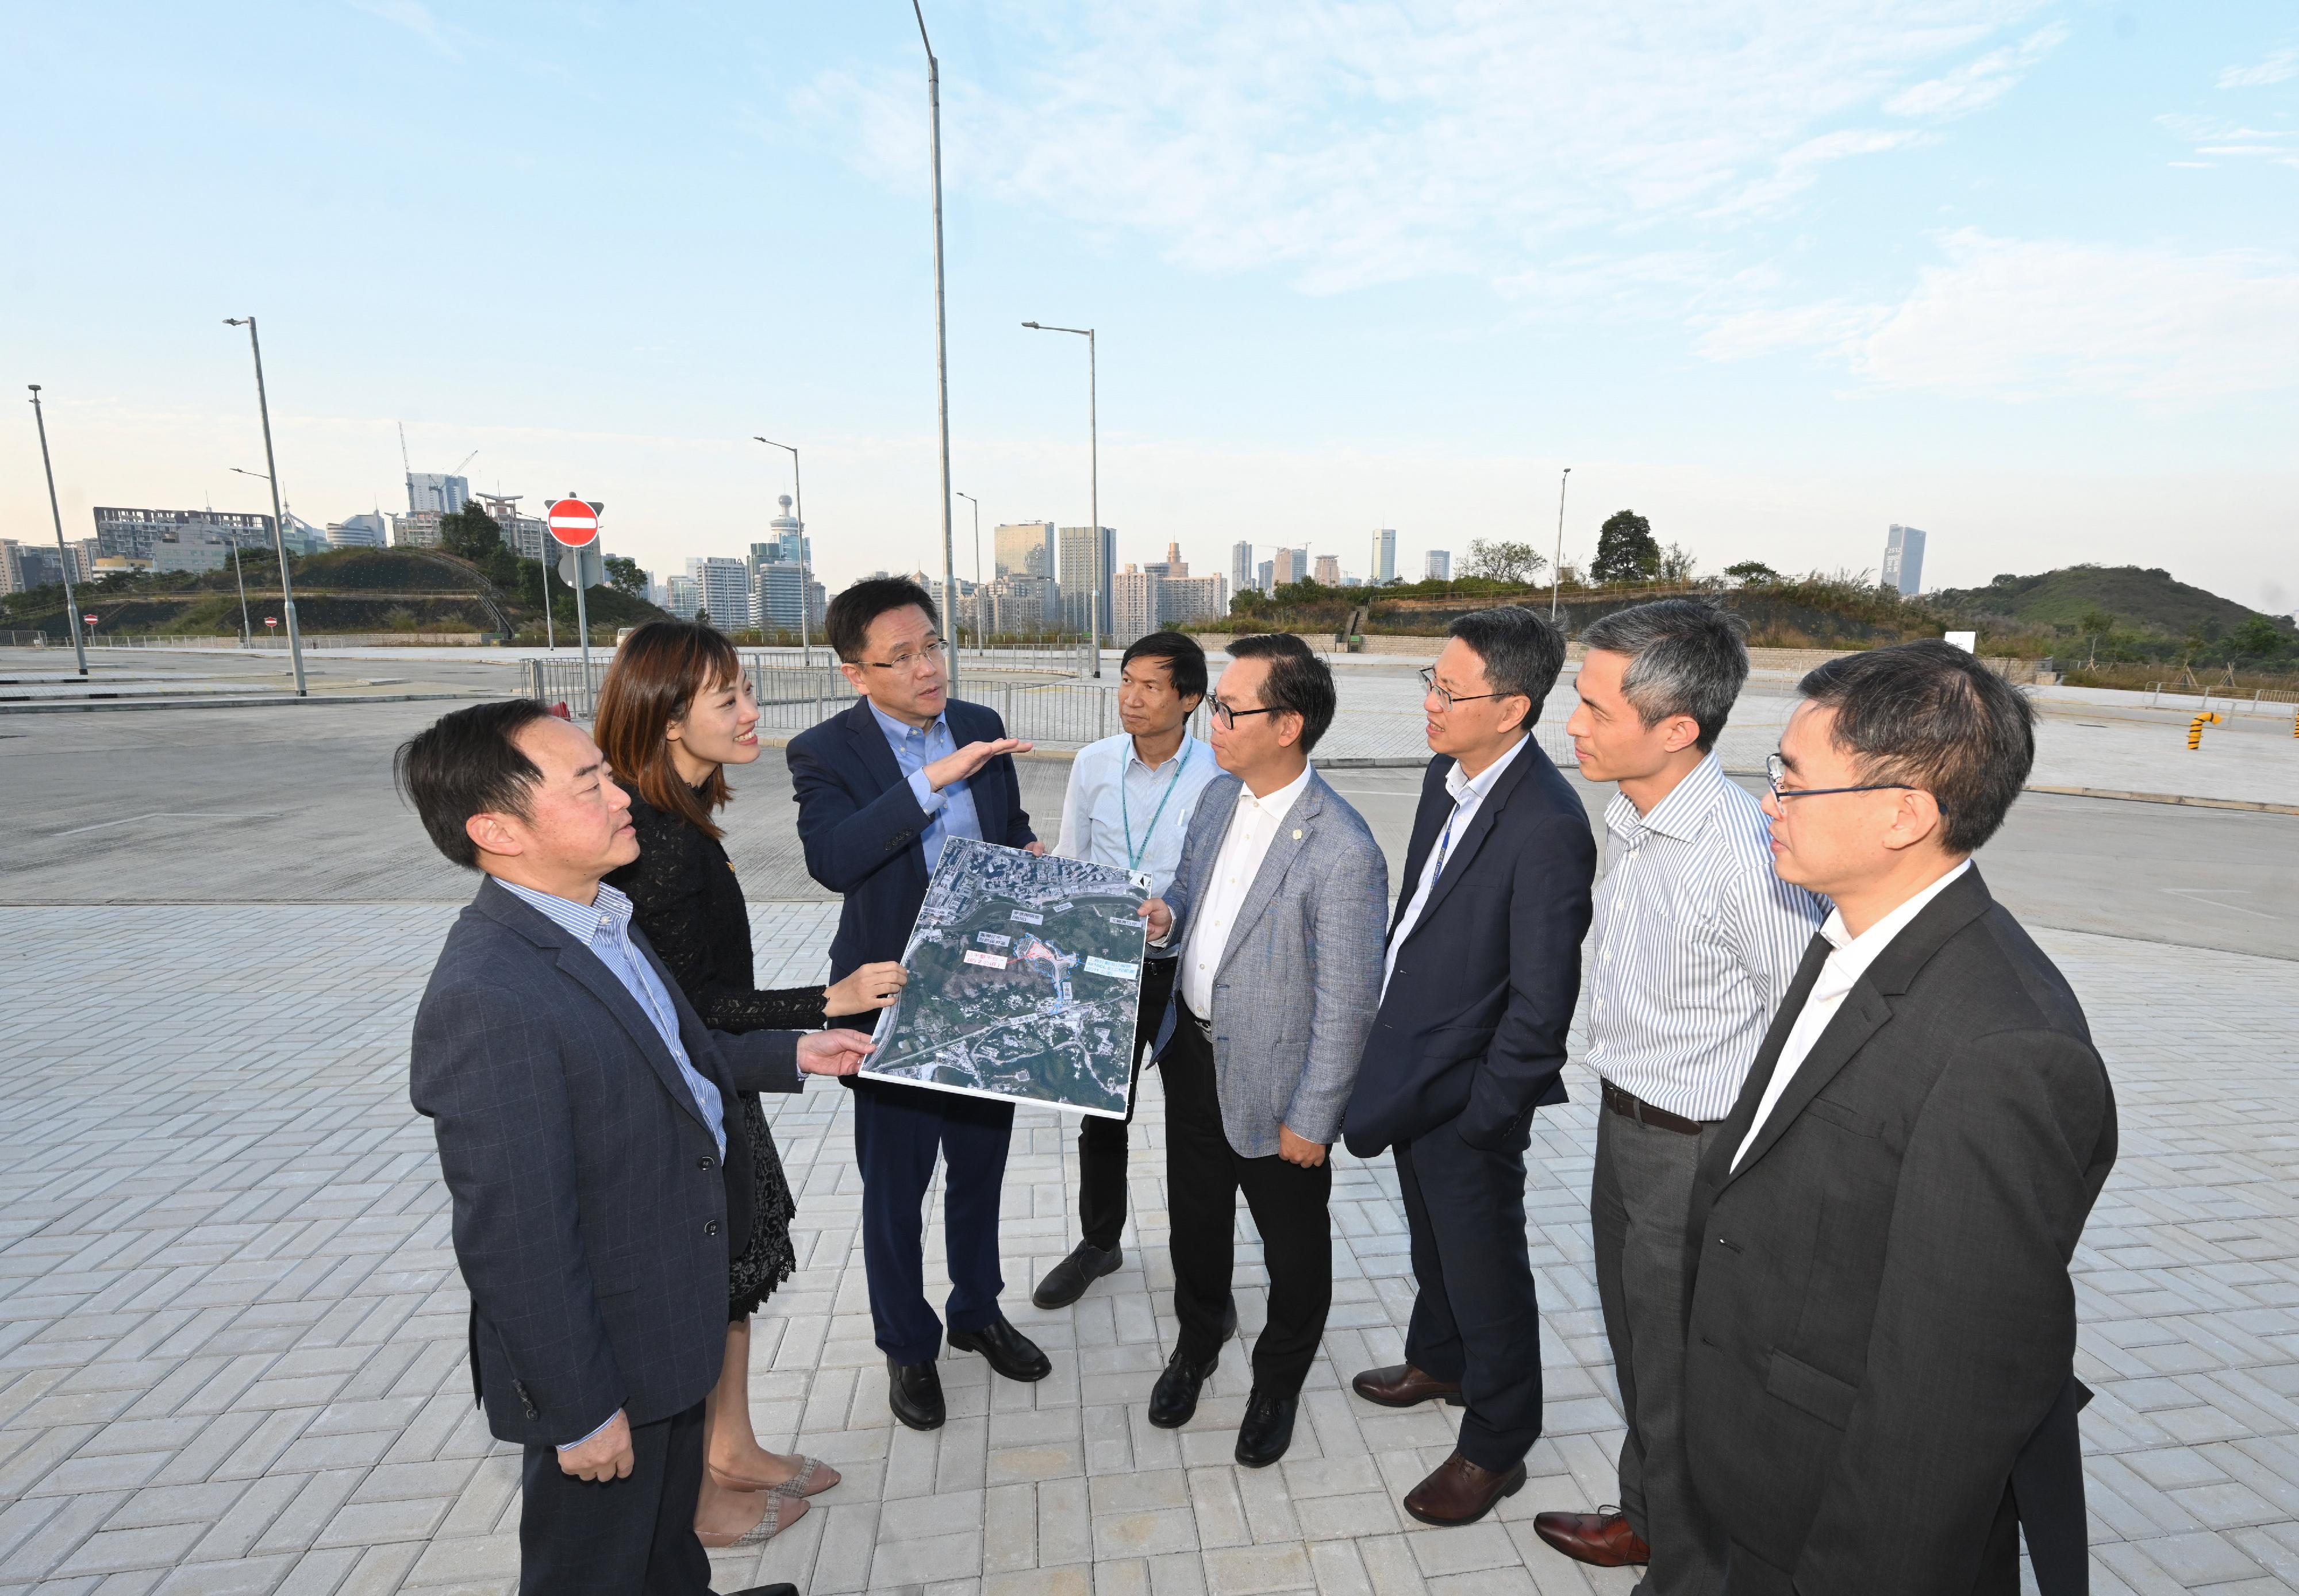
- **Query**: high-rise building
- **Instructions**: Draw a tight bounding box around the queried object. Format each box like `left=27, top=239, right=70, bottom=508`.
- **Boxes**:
left=93, top=506, right=274, bottom=559
left=1231, top=541, right=1254, bottom=596
left=1313, top=554, right=1341, bottom=587
left=1257, top=559, right=1274, bottom=594
left=1160, top=574, right=1229, bottom=625
left=751, top=495, right=810, bottom=568
left=406, top=472, right=469, bottom=516
left=755, top=562, right=826, bottom=635
left=1882, top=524, right=1927, bottom=596
left=390, top=511, right=443, bottom=549
left=982, top=575, right=1062, bottom=637
left=474, top=495, right=547, bottom=560
left=1425, top=549, right=1452, bottom=581
left=0, top=541, right=61, bottom=594
left=151, top=530, right=234, bottom=574
left=1112, top=564, right=1163, bottom=645
left=994, top=521, right=1056, bottom=579
left=1059, top=525, right=1117, bottom=637
left=687, top=557, right=754, bottom=629
left=1272, top=548, right=1307, bottom=586
left=1371, top=528, right=1397, bottom=583
left=664, top=574, right=701, bottom=620
left=325, top=512, right=389, bottom=549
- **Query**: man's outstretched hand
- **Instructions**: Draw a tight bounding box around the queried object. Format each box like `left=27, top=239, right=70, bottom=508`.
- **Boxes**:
left=798, top=1029, right=875, bottom=1076
left=923, top=737, right=1033, bottom=791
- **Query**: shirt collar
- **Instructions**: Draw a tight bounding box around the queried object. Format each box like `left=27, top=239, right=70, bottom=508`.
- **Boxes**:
left=1447, top=732, right=1530, bottom=803
left=1240, top=761, right=1314, bottom=820
left=868, top=698, right=945, bottom=744
left=499, top=878, right=635, bottom=949
left=1125, top=734, right=1193, bottom=775
left=1818, top=857, right=1973, bottom=969
left=1606, top=751, right=1727, bottom=844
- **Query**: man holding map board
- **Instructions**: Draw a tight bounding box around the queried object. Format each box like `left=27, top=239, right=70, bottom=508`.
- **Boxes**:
left=787, top=578, right=1053, bottom=1433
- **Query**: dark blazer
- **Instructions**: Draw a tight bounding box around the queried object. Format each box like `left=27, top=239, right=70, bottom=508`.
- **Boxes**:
left=1343, top=741, right=1596, bottom=1156
left=1681, top=867, right=2117, bottom=1596
left=409, top=878, right=802, bottom=1447
left=787, top=695, right=1035, bottom=983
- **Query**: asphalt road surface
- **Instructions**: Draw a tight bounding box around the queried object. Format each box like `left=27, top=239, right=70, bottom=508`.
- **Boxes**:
left=5, top=701, right=2292, bottom=960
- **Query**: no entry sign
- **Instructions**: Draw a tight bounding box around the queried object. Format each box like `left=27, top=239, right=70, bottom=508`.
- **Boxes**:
left=547, top=497, right=600, bottom=548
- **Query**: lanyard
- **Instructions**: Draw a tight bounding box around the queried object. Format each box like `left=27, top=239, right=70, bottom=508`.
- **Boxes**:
left=1120, top=737, right=1194, bottom=871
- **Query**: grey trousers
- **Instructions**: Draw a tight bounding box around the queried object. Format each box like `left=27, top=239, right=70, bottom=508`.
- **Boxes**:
left=1593, top=1105, right=1729, bottom=1596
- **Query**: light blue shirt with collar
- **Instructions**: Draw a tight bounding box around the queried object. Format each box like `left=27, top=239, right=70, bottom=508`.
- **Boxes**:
left=870, top=698, right=985, bottom=870
left=1054, top=731, right=1221, bottom=899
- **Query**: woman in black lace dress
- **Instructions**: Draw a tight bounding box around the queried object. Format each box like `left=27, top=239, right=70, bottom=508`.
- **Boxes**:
left=597, top=621, right=906, bottom=1549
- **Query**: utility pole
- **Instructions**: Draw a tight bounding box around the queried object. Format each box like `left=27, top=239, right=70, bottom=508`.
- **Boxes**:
left=754, top=437, right=813, bottom=664
left=26, top=386, right=89, bottom=676
left=1550, top=466, right=1572, bottom=625
left=224, top=317, right=307, bottom=695
left=956, top=490, right=981, bottom=652
left=1022, top=322, right=1100, bottom=675
left=912, top=0, right=960, bottom=695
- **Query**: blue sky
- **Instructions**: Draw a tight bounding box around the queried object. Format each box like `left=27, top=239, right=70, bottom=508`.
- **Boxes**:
left=5, top=2, right=2296, bottom=610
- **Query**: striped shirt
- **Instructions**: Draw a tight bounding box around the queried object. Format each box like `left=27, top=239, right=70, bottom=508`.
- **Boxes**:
left=1584, top=753, right=1828, bottom=1122
left=1054, top=731, right=1221, bottom=899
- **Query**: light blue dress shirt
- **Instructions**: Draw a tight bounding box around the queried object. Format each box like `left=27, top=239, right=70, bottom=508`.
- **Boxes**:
left=1054, top=732, right=1221, bottom=899
left=870, top=699, right=986, bottom=868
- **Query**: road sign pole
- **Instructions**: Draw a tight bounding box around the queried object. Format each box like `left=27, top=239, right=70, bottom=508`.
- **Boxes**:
left=575, top=578, right=591, bottom=682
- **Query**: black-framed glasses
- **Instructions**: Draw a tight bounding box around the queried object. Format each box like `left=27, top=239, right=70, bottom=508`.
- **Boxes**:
left=1764, top=753, right=1919, bottom=803
left=1419, top=666, right=1520, bottom=712
left=857, top=639, right=946, bottom=672
left=1210, top=698, right=1283, bottom=730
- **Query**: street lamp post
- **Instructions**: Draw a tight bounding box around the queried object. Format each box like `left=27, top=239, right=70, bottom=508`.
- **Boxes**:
left=223, top=317, right=306, bottom=695
left=955, top=490, right=980, bottom=653
left=228, top=470, right=280, bottom=648
left=752, top=437, right=814, bottom=664
left=25, top=387, right=89, bottom=676
left=910, top=0, right=960, bottom=695
left=1021, top=321, right=1098, bottom=675
left=1550, top=466, right=1572, bottom=625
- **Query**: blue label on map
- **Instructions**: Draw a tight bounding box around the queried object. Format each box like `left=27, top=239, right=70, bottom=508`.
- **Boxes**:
left=1082, top=955, right=1137, bottom=980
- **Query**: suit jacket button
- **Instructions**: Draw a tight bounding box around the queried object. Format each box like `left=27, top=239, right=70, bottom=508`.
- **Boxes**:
left=705, top=1220, right=720, bottom=1237
left=698, top=1155, right=716, bottom=1171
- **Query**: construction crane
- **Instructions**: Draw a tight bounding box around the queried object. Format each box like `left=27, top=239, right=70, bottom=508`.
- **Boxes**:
left=398, top=422, right=414, bottom=514
left=453, top=449, right=479, bottom=476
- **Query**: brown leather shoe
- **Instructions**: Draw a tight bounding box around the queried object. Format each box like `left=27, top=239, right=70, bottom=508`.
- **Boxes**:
left=1404, top=1451, right=1527, bottom=1527
left=1350, top=1363, right=1464, bottom=1409
left=1532, top=1507, right=1651, bottom=1567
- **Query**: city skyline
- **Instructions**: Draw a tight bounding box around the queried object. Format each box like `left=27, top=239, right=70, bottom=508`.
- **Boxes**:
left=3, top=6, right=2293, bottom=616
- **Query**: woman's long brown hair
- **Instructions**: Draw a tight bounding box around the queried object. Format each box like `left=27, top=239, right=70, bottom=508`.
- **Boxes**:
left=594, top=620, right=745, bottom=840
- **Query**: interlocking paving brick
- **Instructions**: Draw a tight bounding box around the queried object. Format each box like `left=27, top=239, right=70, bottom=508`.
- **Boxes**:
left=1, top=902, right=2291, bottom=1593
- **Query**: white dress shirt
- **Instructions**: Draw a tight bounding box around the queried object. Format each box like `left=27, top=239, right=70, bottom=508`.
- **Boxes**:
left=1178, top=763, right=1314, bottom=1020
left=1731, top=859, right=1973, bottom=1171
left=1380, top=734, right=1532, bottom=997
left=1054, top=732, right=1222, bottom=900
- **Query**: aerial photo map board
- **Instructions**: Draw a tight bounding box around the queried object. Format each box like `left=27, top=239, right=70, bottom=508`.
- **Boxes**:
left=863, top=837, right=1150, bottom=1118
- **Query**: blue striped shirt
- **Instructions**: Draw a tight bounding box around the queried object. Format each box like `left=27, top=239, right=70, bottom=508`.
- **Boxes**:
left=870, top=700, right=985, bottom=871
left=1584, top=753, right=1828, bottom=1122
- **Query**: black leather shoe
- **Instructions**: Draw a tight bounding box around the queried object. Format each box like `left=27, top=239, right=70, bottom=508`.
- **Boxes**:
left=947, top=1316, right=1052, bottom=1383
left=1148, top=1345, right=1221, bottom=1428
left=1033, top=1241, right=1122, bottom=1309
left=887, top=1356, right=945, bottom=1430
left=1235, top=1387, right=1298, bottom=1468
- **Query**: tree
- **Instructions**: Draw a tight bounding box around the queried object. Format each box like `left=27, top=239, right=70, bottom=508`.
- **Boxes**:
left=2230, top=614, right=2287, bottom=659
left=2077, top=606, right=2116, bottom=637
left=1463, top=539, right=1545, bottom=583
left=1725, top=559, right=1780, bottom=586
left=603, top=555, right=647, bottom=598
left=694, top=606, right=711, bottom=629
left=1591, top=510, right=1660, bottom=584
left=439, top=503, right=503, bottom=563
left=1657, top=542, right=1697, bottom=583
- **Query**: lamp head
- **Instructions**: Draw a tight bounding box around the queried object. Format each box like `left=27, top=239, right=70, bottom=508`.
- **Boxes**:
left=224, top=318, right=245, bottom=326
left=26, top=384, right=38, bottom=395
left=1022, top=321, right=1040, bottom=329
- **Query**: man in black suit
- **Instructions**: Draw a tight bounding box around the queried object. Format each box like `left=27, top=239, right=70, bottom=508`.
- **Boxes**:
left=1342, top=607, right=1596, bottom=1526
left=1683, top=641, right=2117, bottom=1595
left=402, top=700, right=872, bottom=1595
left=787, top=578, right=1052, bottom=1432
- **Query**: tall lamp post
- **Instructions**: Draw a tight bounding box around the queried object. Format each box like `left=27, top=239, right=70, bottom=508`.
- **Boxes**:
left=1021, top=321, right=1099, bottom=675
left=223, top=317, right=307, bottom=695
left=26, top=386, right=89, bottom=676
left=910, top=0, right=960, bottom=694
left=226, top=469, right=277, bottom=647
left=955, top=489, right=981, bottom=653
left=1550, top=466, right=1572, bottom=624
left=752, top=436, right=814, bottom=664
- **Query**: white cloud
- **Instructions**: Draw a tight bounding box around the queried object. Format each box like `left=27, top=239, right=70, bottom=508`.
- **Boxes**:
left=1885, top=22, right=2068, bottom=117
left=2219, top=48, right=2298, bottom=88
left=793, top=1, right=2047, bottom=294
left=1699, top=230, right=2299, bottom=402
left=2156, top=112, right=2299, bottom=171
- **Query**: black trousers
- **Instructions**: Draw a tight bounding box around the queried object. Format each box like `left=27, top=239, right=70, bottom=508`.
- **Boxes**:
left=518, top=1400, right=708, bottom=1596
left=1163, top=1001, right=1332, bottom=1397
left=1395, top=1110, right=1546, bottom=1473
left=1077, top=956, right=1178, bottom=1251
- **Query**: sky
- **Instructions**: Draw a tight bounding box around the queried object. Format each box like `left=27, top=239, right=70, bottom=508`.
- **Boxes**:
left=3, top=2, right=2296, bottom=613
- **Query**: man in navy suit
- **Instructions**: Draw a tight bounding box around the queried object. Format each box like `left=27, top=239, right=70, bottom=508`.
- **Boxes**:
left=402, top=699, right=871, bottom=1595
left=787, top=578, right=1053, bottom=1432
left=1343, top=606, right=1596, bottom=1527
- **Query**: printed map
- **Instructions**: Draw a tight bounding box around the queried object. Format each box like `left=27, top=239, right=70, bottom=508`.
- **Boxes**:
left=863, top=837, right=1151, bottom=1117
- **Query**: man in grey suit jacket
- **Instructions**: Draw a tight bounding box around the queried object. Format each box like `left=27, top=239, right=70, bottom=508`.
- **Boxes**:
left=399, top=701, right=871, bottom=1595
left=1137, top=633, right=1389, bottom=1468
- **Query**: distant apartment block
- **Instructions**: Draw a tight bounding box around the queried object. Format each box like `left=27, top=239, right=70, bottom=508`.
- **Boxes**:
left=1059, top=525, right=1116, bottom=637
left=994, top=521, right=1056, bottom=579
left=1112, top=565, right=1162, bottom=646
left=983, top=574, right=1062, bottom=636
left=325, top=513, right=389, bottom=549
left=1257, top=559, right=1274, bottom=594
left=755, top=563, right=826, bottom=634
left=664, top=574, right=701, bottom=620
left=0, top=540, right=78, bottom=594
left=1313, top=554, right=1341, bottom=587
left=151, top=530, right=234, bottom=574
left=406, top=472, right=470, bottom=516
left=1425, top=549, right=1451, bottom=581
left=687, top=557, right=754, bottom=629
left=1160, top=574, right=1229, bottom=626
left=1882, top=524, right=1927, bottom=595
left=1271, top=548, right=1308, bottom=586
left=1371, top=528, right=1397, bottom=584
left=391, top=511, right=443, bottom=549
left=93, top=507, right=274, bottom=560
left=473, top=495, right=547, bottom=560
left=1231, top=541, right=1254, bottom=596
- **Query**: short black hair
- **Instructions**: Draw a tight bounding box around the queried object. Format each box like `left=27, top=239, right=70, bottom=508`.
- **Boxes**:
left=1224, top=633, right=1337, bottom=753
left=1798, top=640, right=2036, bottom=854
left=1120, top=630, right=1208, bottom=703
left=395, top=699, right=553, bottom=869
left=1579, top=598, right=1748, bottom=752
left=826, top=577, right=939, bottom=663
left=1447, top=605, right=1567, bottom=734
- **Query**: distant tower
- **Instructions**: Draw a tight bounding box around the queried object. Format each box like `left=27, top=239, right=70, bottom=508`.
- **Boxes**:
left=1371, top=528, right=1397, bottom=583
left=1883, top=524, right=1927, bottom=595
left=1231, top=541, right=1254, bottom=594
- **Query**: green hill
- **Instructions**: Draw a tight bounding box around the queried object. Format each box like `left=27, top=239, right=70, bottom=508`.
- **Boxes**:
left=1928, top=565, right=2264, bottom=639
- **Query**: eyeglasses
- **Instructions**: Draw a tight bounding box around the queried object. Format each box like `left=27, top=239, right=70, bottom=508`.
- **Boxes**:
left=1763, top=753, right=1920, bottom=804
left=1419, top=666, right=1518, bottom=712
left=857, top=639, right=947, bottom=672
left=1209, top=698, right=1283, bottom=730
